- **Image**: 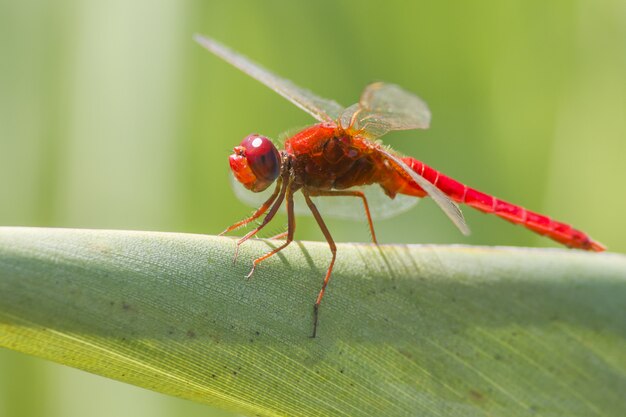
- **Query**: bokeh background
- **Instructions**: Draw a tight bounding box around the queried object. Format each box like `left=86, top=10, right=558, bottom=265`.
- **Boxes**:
left=1, top=0, right=624, bottom=416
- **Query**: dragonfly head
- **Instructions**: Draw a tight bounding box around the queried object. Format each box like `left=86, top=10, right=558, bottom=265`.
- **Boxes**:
left=229, top=134, right=281, bottom=192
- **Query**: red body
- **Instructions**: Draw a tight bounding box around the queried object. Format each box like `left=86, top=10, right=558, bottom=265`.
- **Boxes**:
left=285, top=123, right=605, bottom=252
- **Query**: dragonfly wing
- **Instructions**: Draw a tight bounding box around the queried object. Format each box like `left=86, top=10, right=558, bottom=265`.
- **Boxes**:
left=194, top=34, right=344, bottom=122
left=340, top=82, right=431, bottom=139
left=378, top=148, right=470, bottom=236
left=304, top=186, right=419, bottom=220
left=231, top=174, right=418, bottom=221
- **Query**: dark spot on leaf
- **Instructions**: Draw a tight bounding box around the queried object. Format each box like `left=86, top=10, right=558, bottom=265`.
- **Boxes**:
left=109, top=301, right=115, bottom=306
left=469, top=389, right=485, bottom=402
left=122, top=302, right=131, bottom=311
left=399, top=349, right=413, bottom=359
left=211, top=374, right=216, bottom=378
left=339, top=369, right=344, bottom=374
left=494, top=353, right=503, bottom=361
left=249, top=338, right=254, bottom=343
left=255, top=331, right=260, bottom=336
left=187, top=330, right=196, bottom=338
left=232, top=371, right=238, bottom=376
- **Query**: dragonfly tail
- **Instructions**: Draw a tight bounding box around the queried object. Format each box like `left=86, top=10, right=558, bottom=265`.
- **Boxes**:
left=401, top=157, right=606, bottom=252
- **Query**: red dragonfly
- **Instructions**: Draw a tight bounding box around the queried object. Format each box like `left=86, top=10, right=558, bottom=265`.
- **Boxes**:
left=195, top=35, right=605, bottom=336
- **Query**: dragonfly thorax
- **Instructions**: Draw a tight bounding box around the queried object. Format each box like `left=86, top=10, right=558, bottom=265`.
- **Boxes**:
left=229, top=134, right=281, bottom=192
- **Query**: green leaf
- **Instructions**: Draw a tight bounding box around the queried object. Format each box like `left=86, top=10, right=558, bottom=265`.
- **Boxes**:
left=0, top=227, right=624, bottom=416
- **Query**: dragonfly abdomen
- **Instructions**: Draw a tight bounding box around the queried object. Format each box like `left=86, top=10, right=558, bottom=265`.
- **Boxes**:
left=402, top=157, right=605, bottom=251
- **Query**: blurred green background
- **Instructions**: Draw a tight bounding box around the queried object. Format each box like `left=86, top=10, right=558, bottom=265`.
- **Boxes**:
left=1, top=0, right=624, bottom=416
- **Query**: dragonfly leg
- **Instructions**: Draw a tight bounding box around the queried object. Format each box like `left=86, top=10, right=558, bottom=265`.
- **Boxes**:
left=246, top=182, right=296, bottom=279
left=302, top=189, right=337, bottom=338
left=233, top=177, right=288, bottom=263
left=219, top=177, right=283, bottom=236
left=308, top=189, right=378, bottom=244
left=268, top=231, right=288, bottom=240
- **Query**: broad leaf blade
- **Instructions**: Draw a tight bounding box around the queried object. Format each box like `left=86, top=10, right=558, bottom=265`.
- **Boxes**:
left=0, top=227, right=624, bottom=416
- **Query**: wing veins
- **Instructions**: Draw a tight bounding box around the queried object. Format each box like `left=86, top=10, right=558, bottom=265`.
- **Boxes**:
left=378, top=148, right=470, bottom=236
left=194, top=35, right=344, bottom=122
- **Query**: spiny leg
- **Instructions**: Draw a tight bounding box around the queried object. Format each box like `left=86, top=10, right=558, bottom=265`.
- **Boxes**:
left=246, top=181, right=296, bottom=279
left=308, top=189, right=378, bottom=244
left=302, top=189, right=337, bottom=338
left=268, top=231, right=288, bottom=240
left=233, top=177, right=288, bottom=263
left=220, top=177, right=283, bottom=236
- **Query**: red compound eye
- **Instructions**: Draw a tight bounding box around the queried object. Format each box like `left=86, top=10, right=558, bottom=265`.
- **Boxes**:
left=229, top=134, right=281, bottom=192
left=241, top=134, right=281, bottom=182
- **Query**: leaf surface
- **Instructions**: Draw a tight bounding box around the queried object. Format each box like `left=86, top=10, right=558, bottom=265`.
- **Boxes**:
left=0, top=227, right=624, bottom=416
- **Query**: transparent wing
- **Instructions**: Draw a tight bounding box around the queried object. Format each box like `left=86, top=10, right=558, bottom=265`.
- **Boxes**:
left=231, top=174, right=418, bottom=221
left=194, top=34, right=344, bottom=122
left=340, top=82, right=431, bottom=139
left=377, top=148, right=470, bottom=236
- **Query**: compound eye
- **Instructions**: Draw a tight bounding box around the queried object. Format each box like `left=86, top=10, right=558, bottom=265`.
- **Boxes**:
left=240, top=134, right=281, bottom=184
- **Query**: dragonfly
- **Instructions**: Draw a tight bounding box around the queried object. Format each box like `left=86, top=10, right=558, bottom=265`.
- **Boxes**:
left=194, top=35, right=605, bottom=337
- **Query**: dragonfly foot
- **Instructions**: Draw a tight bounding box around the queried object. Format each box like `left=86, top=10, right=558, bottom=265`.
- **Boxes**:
left=232, top=243, right=241, bottom=265
left=245, top=263, right=257, bottom=280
